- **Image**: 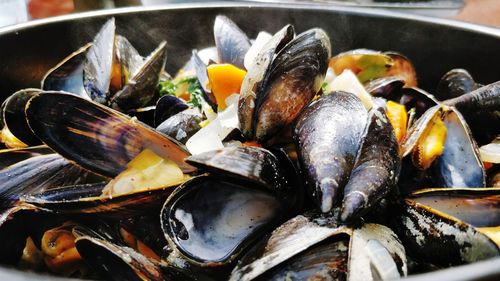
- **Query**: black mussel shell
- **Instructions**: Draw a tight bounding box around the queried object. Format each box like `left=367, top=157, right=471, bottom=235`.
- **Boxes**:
left=1, top=88, right=42, bottom=146
left=41, top=44, right=92, bottom=99
left=399, top=87, right=439, bottom=118
left=186, top=146, right=291, bottom=197
left=161, top=175, right=288, bottom=266
left=26, top=92, right=195, bottom=178
left=110, top=41, right=167, bottom=111
left=0, top=154, right=94, bottom=208
left=238, top=24, right=295, bottom=140
left=341, top=99, right=401, bottom=222
left=365, top=76, right=405, bottom=100
left=294, top=91, right=368, bottom=213
left=83, top=18, right=115, bottom=104
left=443, top=80, right=500, bottom=113
left=192, top=50, right=217, bottom=111
left=156, top=109, right=202, bottom=144
left=0, top=145, right=52, bottom=169
left=75, top=236, right=165, bottom=281
left=22, top=181, right=177, bottom=216
left=392, top=188, right=500, bottom=267
left=247, top=28, right=331, bottom=142
left=154, top=95, right=189, bottom=127
left=436, top=69, right=478, bottom=101
left=213, top=15, right=251, bottom=69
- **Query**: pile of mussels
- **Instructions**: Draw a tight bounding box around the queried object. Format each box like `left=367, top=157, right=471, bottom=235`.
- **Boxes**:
left=0, top=16, right=499, bottom=281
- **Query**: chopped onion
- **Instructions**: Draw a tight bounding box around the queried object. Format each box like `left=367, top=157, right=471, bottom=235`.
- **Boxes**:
left=326, top=69, right=373, bottom=110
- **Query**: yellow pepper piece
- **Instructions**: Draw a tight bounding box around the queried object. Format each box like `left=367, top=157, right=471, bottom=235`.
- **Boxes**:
left=412, top=114, right=447, bottom=170
left=206, top=63, right=246, bottom=110
left=385, top=101, right=408, bottom=143
left=1, top=126, right=28, bottom=148
left=102, top=149, right=187, bottom=197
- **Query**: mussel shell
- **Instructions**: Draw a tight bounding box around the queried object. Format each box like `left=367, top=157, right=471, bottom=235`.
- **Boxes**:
left=154, top=95, right=189, bottom=126
left=161, top=175, right=288, bottom=266
left=0, top=204, right=38, bottom=265
left=238, top=24, right=295, bottom=139
left=250, top=28, right=331, bottom=141
left=365, top=76, right=405, bottom=100
left=192, top=50, right=217, bottom=110
left=156, top=109, right=202, bottom=144
left=1, top=88, right=42, bottom=146
left=399, top=87, right=439, bottom=118
left=110, top=41, right=167, bottom=111
left=436, top=69, right=477, bottom=100
left=432, top=107, right=485, bottom=187
left=22, top=180, right=180, bottom=216
left=256, top=238, right=349, bottom=281
left=0, top=154, right=93, bottom=208
left=114, top=35, right=144, bottom=82
left=83, top=18, right=115, bottom=104
left=26, top=92, right=195, bottom=178
left=294, top=91, right=368, bottom=213
left=443, top=80, right=500, bottom=113
left=41, top=44, right=92, bottom=99
left=75, top=236, right=165, bottom=281
left=185, top=146, right=291, bottom=197
left=392, top=188, right=500, bottom=266
left=385, top=52, right=418, bottom=87
left=213, top=15, right=251, bottom=69
left=340, top=99, right=401, bottom=222
left=0, top=145, right=52, bottom=169
left=230, top=212, right=406, bottom=281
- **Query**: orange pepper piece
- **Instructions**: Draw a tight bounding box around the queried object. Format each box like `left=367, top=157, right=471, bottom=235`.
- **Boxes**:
left=206, top=64, right=246, bottom=110
left=386, top=101, right=408, bottom=143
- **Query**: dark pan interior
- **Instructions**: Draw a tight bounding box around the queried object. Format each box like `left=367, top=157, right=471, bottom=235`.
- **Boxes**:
left=0, top=3, right=499, bottom=281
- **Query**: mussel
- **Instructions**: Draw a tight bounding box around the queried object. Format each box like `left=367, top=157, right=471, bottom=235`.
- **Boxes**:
left=295, top=91, right=400, bottom=222
left=238, top=25, right=331, bottom=142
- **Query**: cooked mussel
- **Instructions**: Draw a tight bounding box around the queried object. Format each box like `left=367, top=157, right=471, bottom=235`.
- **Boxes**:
left=0, top=89, right=42, bottom=147
left=402, top=104, right=485, bottom=188
left=239, top=25, right=331, bottom=142
left=436, top=69, right=478, bottom=100
left=26, top=92, right=195, bottom=178
left=392, top=188, right=500, bottom=267
left=294, top=91, right=400, bottom=222
left=213, top=15, right=251, bottom=70
left=230, top=211, right=407, bottom=281
left=161, top=146, right=301, bottom=271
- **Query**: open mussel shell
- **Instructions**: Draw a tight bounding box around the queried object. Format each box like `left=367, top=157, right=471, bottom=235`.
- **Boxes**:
left=192, top=50, right=217, bottom=110
left=392, top=188, right=500, bottom=267
left=443, top=81, right=500, bottom=145
left=83, top=18, right=115, bottom=104
left=295, top=91, right=368, bottom=213
left=238, top=24, right=295, bottom=140
left=156, top=108, right=202, bottom=144
left=402, top=104, right=485, bottom=188
left=0, top=154, right=95, bottom=208
left=154, top=95, right=189, bottom=126
left=385, top=52, right=418, bottom=87
left=213, top=15, right=251, bottom=69
left=436, top=69, right=478, bottom=101
left=41, top=44, right=92, bottom=99
left=0, top=145, right=52, bottom=169
left=365, top=76, right=405, bottom=100
left=1, top=88, right=42, bottom=146
left=22, top=180, right=179, bottom=216
left=185, top=146, right=292, bottom=197
left=110, top=41, right=167, bottom=111
left=399, top=87, right=439, bottom=118
left=161, top=174, right=290, bottom=267
left=230, top=212, right=407, bottom=281
left=26, top=92, right=195, bottom=178
left=75, top=236, right=166, bottom=281
left=246, top=27, right=331, bottom=142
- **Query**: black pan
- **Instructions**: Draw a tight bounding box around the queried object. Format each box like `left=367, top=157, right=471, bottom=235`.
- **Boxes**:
left=0, top=2, right=499, bottom=280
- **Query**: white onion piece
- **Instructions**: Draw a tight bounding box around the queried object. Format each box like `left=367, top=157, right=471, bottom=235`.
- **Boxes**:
left=186, top=103, right=239, bottom=155
left=480, top=141, right=500, bottom=164
left=326, top=69, right=373, bottom=110
left=244, top=31, right=272, bottom=70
